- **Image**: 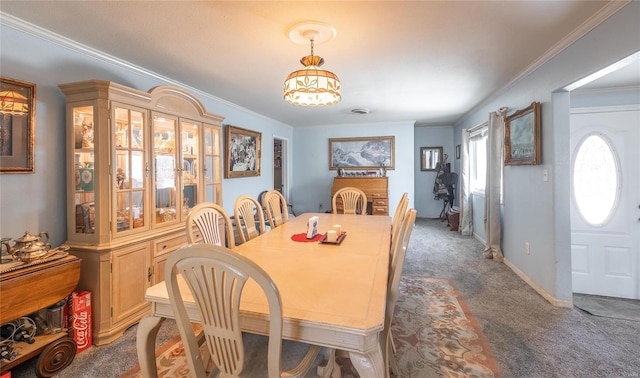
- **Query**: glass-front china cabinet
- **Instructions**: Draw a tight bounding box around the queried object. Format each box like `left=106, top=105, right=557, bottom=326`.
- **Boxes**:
left=59, top=81, right=223, bottom=345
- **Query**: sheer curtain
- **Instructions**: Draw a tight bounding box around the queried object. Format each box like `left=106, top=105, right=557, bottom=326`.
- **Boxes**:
left=483, top=110, right=506, bottom=261
left=459, top=131, right=472, bottom=235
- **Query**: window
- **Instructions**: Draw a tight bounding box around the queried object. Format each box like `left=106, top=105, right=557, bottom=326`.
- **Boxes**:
left=572, top=133, right=620, bottom=226
left=470, top=128, right=488, bottom=194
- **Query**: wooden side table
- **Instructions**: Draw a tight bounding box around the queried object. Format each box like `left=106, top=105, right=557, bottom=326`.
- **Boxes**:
left=1, top=254, right=81, bottom=377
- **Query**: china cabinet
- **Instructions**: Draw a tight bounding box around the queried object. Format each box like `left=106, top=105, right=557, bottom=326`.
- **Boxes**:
left=59, top=80, right=222, bottom=345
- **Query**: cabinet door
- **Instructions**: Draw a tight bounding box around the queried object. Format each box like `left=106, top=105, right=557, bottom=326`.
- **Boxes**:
left=152, top=113, right=179, bottom=226
left=203, top=124, right=222, bottom=204
left=113, top=105, right=148, bottom=235
left=180, top=120, right=200, bottom=218
left=71, top=104, right=97, bottom=237
left=111, top=243, right=150, bottom=325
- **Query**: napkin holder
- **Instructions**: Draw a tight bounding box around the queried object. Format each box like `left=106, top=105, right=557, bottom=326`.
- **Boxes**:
left=306, top=216, right=319, bottom=239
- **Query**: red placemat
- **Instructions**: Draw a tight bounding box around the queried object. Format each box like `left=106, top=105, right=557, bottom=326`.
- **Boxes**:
left=291, top=233, right=323, bottom=242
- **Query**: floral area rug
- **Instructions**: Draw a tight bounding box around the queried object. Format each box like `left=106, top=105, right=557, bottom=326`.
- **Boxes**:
left=123, top=277, right=499, bottom=377
left=391, top=276, right=500, bottom=377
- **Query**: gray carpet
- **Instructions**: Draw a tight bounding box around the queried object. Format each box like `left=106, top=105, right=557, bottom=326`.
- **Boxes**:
left=8, top=217, right=640, bottom=377
left=573, top=293, right=640, bottom=322
left=404, top=218, right=640, bottom=378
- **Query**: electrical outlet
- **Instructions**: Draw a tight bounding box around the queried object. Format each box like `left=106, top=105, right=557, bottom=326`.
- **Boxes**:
left=319, top=203, right=324, bottom=211
left=525, top=242, right=530, bottom=254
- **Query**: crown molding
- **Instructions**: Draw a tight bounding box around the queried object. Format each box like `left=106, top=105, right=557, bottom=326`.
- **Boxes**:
left=0, top=12, right=293, bottom=129
left=455, top=0, right=631, bottom=127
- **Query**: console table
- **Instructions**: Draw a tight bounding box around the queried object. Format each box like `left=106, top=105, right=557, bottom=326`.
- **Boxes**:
left=331, top=177, right=389, bottom=215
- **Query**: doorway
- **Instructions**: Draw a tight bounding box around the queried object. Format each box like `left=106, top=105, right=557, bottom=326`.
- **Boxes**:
left=273, top=137, right=289, bottom=197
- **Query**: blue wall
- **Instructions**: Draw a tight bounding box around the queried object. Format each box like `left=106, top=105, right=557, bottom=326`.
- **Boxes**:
left=291, top=122, right=415, bottom=218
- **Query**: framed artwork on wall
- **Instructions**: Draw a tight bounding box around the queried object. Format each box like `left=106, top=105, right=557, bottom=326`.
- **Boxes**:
left=505, top=101, right=541, bottom=165
left=0, top=76, right=36, bottom=173
left=329, top=136, right=395, bottom=170
left=224, top=125, right=261, bottom=178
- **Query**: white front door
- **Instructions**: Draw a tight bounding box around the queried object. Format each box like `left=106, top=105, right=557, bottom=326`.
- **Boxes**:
left=570, top=105, right=640, bottom=299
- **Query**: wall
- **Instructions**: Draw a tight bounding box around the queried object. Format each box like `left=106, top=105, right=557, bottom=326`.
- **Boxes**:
left=453, top=2, right=640, bottom=303
left=291, top=121, right=415, bottom=219
left=571, top=86, right=640, bottom=108
left=0, top=20, right=292, bottom=246
left=414, top=126, right=454, bottom=218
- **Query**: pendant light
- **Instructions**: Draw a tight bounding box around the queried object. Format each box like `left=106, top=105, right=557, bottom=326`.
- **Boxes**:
left=284, top=24, right=341, bottom=106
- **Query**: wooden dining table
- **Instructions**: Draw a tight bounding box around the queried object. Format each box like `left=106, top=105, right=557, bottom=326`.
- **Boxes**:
left=136, top=212, right=391, bottom=377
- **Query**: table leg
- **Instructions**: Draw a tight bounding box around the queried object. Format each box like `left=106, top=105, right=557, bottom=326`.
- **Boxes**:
left=136, top=315, right=165, bottom=378
left=349, top=345, right=386, bottom=378
left=317, top=347, right=340, bottom=378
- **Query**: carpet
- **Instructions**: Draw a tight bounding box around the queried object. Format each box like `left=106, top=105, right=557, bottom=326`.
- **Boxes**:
left=122, top=276, right=499, bottom=378
left=573, top=293, right=640, bottom=322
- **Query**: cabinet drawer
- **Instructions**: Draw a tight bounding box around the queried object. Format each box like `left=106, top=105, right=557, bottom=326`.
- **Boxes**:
left=372, top=206, right=388, bottom=216
left=153, top=233, right=187, bottom=257
left=372, top=198, right=388, bottom=207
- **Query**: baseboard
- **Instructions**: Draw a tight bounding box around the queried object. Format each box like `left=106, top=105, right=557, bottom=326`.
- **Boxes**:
left=503, top=258, right=573, bottom=309
left=472, top=232, right=485, bottom=245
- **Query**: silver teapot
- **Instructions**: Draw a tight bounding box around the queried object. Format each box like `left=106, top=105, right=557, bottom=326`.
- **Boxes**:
left=2, top=231, right=51, bottom=263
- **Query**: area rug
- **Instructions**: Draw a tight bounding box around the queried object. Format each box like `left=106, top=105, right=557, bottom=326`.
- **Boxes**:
left=391, top=276, right=500, bottom=378
left=122, top=276, right=499, bottom=377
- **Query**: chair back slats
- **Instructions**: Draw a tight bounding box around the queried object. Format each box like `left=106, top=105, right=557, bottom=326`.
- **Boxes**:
left=384, top=208, right=417, bottom=373
left=234, top=195, right=266, bottom=244
left=264, top=190, right=289, bottom=228
left=332, top=187, right=368, bottom=215
left=186, top=202, right=236, bottom=248
left=391, top=192, right=409, bottom=244
left=166, top=244, right=284, bottom=377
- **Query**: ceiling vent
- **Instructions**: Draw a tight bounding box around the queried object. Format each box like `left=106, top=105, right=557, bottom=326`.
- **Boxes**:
left=351, top=108, right=369, bottom=114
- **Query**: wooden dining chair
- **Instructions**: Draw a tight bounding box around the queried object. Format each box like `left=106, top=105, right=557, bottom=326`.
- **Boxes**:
left=391, top=192, right=409, bottom=246
left=165, top=244, right=321, bottom=378
left=263, top=190, right=290, bottom=228
left=332, top=187, right=368, bottom=215
left=234, top=194, right=266, bottom=244
left=186, top=202, right=235, bottom=248
left=385, top=208, right=417, bottom=375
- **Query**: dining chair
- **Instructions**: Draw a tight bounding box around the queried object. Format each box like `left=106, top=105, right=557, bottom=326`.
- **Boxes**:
left=263, top=190, right=290, bottom=228
left=391, top=192, right=409, bottom=245
left=164, top=244, right=321, bottom=378
left=385, top=208, right=417, bottom=376
left=332, top=187, right=368, bottom=215
left=234, top=194, right=266, bottom=244
left=186, top=202, right=235, bottom=248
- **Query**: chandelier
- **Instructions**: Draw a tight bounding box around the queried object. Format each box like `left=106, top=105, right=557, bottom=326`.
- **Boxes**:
left=0, top=90, right=29, bottom=116
left=284, top=25, right=341, bottom=107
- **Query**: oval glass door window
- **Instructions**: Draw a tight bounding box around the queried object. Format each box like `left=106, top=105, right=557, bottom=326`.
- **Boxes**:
left=573, top=134, right=620, bottom=226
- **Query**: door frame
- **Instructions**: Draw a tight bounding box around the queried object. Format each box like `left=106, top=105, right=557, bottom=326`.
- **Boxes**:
left=273, top=135, right=290, bottom=199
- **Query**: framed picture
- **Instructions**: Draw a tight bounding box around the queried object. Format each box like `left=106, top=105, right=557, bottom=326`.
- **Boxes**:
left=505, top=101, right=541, bottom=166
left=0, top=76, right=36, bottom=173
left=329, top=136, right=395, bottom=170
left=224, top=125, right=261, bottom=178
left=420, top=146, right=443, bottom=171
left=456, top=144, right=461, bottom=160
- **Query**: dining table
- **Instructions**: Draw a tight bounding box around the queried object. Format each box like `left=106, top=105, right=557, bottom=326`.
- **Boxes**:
left=136, top=212, right=391, bottom=377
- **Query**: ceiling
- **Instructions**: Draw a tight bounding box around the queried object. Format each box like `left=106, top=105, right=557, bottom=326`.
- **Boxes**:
left=1, top=1, right=633, bottom=127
